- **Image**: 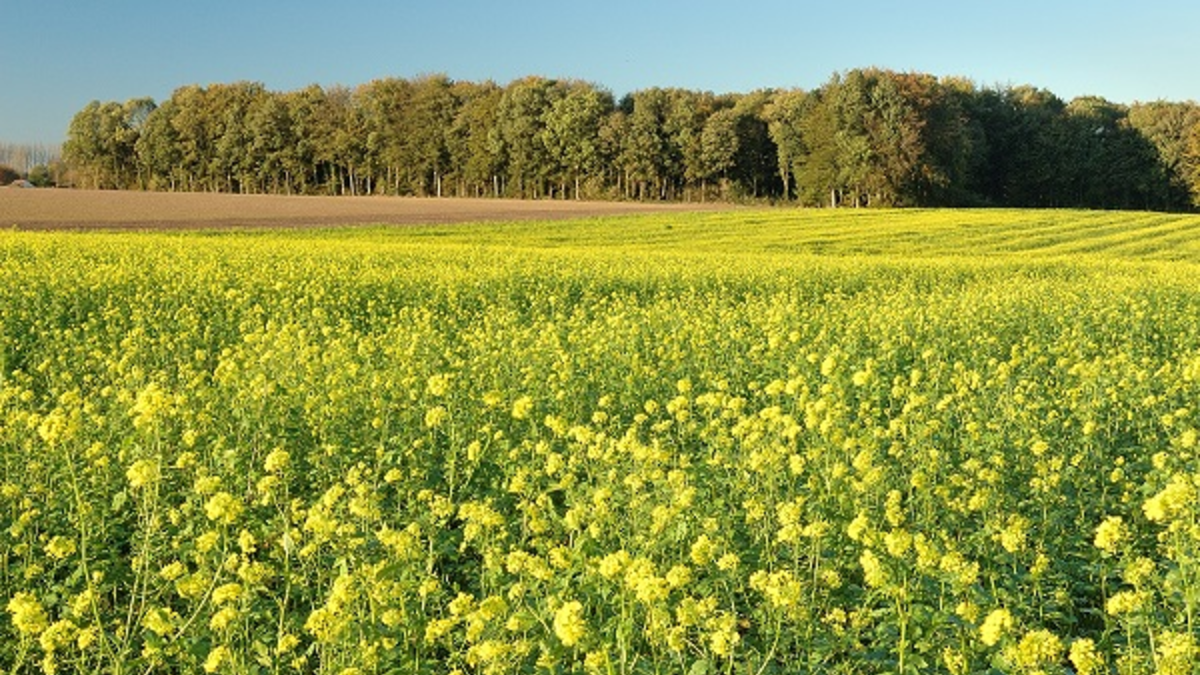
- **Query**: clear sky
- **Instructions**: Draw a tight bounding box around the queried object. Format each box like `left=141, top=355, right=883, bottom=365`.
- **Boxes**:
left=3, top=0, right=1199, bottom=145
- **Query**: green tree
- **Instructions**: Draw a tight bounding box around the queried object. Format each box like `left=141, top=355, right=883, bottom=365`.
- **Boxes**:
left=245, top=91, right=297, bottom=194
left=765, top=89, right=811, bottom=201
left=908, top=75, right=988, bottom=205
left=135, top=98, right=183, bottom=190
left=976, top=85, right=1069, bottom=207
left=619, top=88, right=685, bottom=200
left=540, top=81, right=613, bottom=199
left=699, top=108, right=739, bottom=200
left=787, top=70, right=964, bottom=207
left=664, top=89, right=717, bottom=201
left=166, top=85, right=218, bottom=191
left=56, top=69, right=1200, bottom=210
left=794, top=88, right=841, bottom=206
left=843, top=69, right=924, bottom=206
left=1188, top=123, right=1200, bottom=207
left=405, top=75, right=458, bottom=197
left=446, top=80, right=503, bottom=197
left=494, top=76, right=561, bottom=198
left=305, top=85, right=365, bottom=195
left=64, top=98, right=154, bottom=189
left=1060, top=96, right=1151, bottom=208
left=356, top=78, right=412, bottom=195
left=206, top=82, right=266, bottom=193
left=121, top=98, right=156, bottom=188
left=278, top=85, right=327, bottom=194
left=27, top=163, right=58, bottom=187
left=597, top=109, right=630, bottom=198
left=727, top=90, right=779, bottom=199
left=63, top=101, right=108, bottom=188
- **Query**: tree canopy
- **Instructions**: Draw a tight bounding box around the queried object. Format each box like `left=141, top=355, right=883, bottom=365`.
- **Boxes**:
left=62, top=68, right=1200, bottom=211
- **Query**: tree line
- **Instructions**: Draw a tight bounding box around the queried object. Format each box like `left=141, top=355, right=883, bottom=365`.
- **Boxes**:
left=62, top=68, right=1200, bottom=210
left=0, top=143, right=63, bottom=186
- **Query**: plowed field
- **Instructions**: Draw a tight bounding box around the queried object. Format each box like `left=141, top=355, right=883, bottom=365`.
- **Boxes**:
left=0, top=188, right=730, bottom=230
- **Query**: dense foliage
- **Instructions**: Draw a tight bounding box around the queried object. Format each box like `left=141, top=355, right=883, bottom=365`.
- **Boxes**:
left=0, top=164, right=21, bottom=186
left=62, top=69, right=1200, bottom=210
left=5, top=210, right=1200, bottom=673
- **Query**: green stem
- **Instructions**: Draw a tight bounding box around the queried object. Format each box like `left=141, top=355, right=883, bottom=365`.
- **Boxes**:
left=754, top=613, right=783, bottom=675
left=62, top=441, right=119, bottom=669
left=895, top=575, right=909, bottom=675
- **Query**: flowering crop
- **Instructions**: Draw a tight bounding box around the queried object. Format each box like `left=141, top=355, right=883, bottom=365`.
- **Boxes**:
left=4, top=209, right=1200, bottom=673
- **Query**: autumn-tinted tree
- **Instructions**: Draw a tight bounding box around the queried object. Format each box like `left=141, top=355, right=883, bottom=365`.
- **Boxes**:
left=1128, top=101, right=1200, bottom=210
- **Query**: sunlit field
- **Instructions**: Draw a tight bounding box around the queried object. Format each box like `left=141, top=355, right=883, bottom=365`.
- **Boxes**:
left=4, top=209, right=1200, bottom=674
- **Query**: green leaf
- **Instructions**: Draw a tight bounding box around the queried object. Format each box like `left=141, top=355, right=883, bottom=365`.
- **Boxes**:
left=111, top=489, right=127, bottom=513
left=252, top=639, right=272, bottom=668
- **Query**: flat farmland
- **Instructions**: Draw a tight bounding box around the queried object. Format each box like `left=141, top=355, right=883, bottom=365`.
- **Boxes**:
left=0, top=188, right=730, bottom=230
left=6, top=208, right=1200, bottom=674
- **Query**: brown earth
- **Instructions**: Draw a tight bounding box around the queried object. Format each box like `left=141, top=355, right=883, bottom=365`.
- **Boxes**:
left=0, top=189, right=733, bottom=230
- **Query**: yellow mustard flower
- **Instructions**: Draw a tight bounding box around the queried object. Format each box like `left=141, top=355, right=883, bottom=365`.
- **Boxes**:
left=125, top=458, right=160, bottom=489
left=1013, top=629, right=1063, bottom=671
left=203, top=645, right=231, bottom=673
left=978, top=608, right=1013, bottom=647
left=1068, top=638, right=1104, bottom=675
left=553, top=600, right=587, bottom=647
left=7, top=592, right=49, bottom=636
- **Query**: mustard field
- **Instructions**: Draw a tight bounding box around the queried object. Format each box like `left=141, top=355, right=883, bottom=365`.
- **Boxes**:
left=4, top=209, right=1200, bottom=674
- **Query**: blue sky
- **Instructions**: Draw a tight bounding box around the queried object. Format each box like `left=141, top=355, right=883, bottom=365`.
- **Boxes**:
left=3, top=0, right=1199, bottom=145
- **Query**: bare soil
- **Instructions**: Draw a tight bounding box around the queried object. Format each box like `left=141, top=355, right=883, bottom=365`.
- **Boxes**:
left=0, top=189, right=732, bottom=231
